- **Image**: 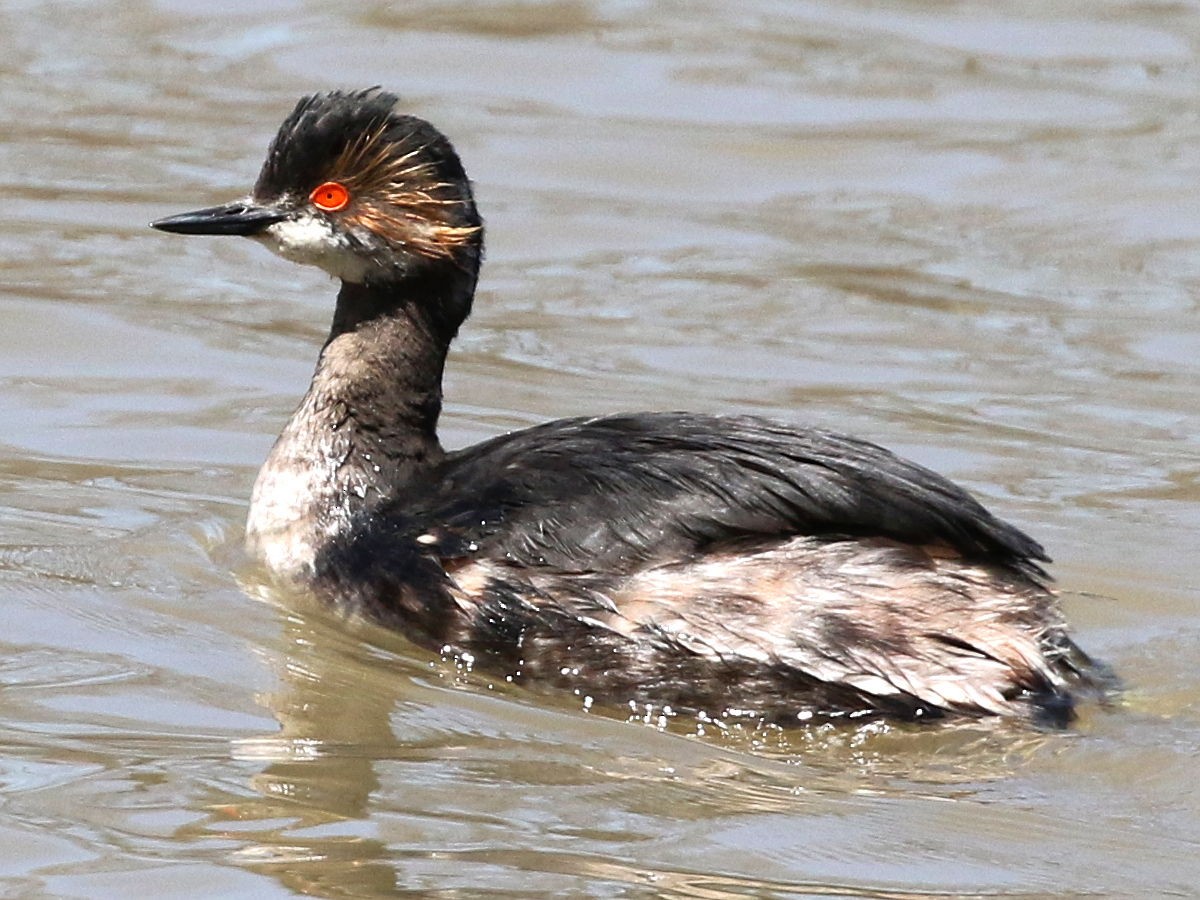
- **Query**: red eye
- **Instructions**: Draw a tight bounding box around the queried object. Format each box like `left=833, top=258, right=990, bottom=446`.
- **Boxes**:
left=310, top=181, right=350, bottom=211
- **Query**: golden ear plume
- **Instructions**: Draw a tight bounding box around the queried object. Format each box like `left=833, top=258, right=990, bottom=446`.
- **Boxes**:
left=325, top=125, right=481, bottom=263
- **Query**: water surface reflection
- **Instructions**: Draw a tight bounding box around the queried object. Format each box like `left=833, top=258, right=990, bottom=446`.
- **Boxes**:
left=1, top=0, right=1198, bottom=895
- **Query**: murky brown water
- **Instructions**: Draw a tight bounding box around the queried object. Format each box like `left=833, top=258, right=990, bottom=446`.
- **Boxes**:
left=1, top=1, right=1197, bottom=896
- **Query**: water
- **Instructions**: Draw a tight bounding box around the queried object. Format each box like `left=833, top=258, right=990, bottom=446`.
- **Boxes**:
left=1, top=1, right=1197, bottom=896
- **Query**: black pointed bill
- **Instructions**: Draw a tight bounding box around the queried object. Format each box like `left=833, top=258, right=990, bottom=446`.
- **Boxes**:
left=151, top=201, right=287, bottom=236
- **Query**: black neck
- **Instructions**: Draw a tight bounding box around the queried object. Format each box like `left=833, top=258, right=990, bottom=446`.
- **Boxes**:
left=318, top=269, right=477, bottom=467
left=331, top=265, right=476, bottom=344
left=245, top=267, right=475, bottom=574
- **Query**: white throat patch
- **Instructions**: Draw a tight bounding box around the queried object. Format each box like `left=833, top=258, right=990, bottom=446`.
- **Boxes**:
left=251, top=211, right=374, bottom=284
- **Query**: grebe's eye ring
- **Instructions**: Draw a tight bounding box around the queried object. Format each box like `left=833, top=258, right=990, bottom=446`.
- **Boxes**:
left=310, top=181, right=350, bottom=212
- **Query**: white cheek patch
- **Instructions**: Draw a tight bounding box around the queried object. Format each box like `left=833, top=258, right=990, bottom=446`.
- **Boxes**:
left=252, top=212, right=374, bottom=284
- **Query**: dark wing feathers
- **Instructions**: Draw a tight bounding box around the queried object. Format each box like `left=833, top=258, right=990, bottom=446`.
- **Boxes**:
left=394, top=413, right=1047, bottom=576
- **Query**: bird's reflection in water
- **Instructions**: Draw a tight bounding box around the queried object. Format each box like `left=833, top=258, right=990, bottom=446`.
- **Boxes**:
left=211, top=584, right=418, bottom=896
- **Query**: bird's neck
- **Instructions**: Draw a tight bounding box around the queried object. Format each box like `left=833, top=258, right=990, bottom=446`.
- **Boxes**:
left=246, top=273, right=471, bottom=578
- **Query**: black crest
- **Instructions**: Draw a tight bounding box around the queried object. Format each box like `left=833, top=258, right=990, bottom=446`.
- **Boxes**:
left=252, top=88, right=471, bottom=205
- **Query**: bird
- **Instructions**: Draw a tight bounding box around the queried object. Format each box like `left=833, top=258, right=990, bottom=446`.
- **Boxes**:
left=152, top=88, right=1102, bottom=726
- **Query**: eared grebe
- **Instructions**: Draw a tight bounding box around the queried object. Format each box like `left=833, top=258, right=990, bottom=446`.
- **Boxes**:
left=153, top=89, right=1099, bottom=725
